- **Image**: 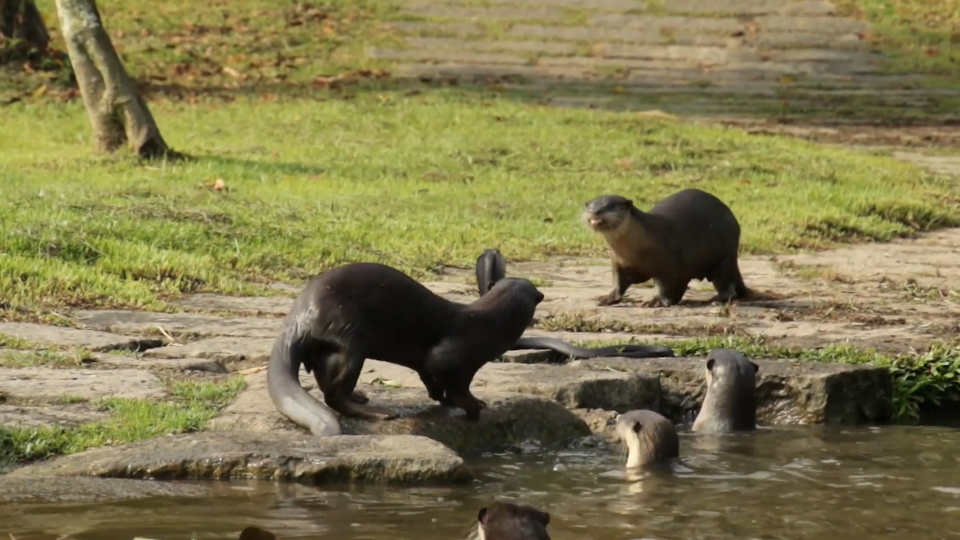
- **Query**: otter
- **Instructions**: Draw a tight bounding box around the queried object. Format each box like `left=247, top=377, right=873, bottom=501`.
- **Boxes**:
left=615, top=409, right=680, bottom=469
left=268, top=262, right=544, bottom=436
left=478, top=501, right=551, bottom=540
left=474, top=249, right=675, bottom=359
left=692, top=348, right=759, bottom=433
left=581, top=188, right=748, bottom=307
left=239, top=527, right=277, bottom=540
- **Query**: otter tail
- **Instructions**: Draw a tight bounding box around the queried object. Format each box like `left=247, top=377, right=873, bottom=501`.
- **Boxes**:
left=475, top=248, right=507, bottom=296
left=513, top=336, right=675, bottom=359
left=267, top=324, right=343, bottom=437
left=731, top=263, right=749, bottom=299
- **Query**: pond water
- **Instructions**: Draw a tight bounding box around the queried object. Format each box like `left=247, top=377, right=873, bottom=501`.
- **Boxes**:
left=3, top=425, right=960, bottom=540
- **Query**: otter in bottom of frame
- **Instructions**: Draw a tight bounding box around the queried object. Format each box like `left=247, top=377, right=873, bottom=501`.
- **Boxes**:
left=477, top=501, right=552, bottom=540
left=268, top=262, right=544, bottom=436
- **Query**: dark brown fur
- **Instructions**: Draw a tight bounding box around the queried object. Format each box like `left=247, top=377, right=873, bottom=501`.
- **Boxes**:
left=582, top=189, right=748, bottom=307
left=478, top=501, right=552, bottom=540
left=268, top=262, right=544, bottom=436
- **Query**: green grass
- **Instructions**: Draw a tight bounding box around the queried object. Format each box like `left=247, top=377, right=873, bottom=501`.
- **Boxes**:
left=1, top=91, right=957, bottom=313
left=0, top=348, right=91, bottom=368
left=835, top=0, right=960, bottom=77
left=0, top=376, right=246, bottom=466
left=579, top=335, right=960, bottom=423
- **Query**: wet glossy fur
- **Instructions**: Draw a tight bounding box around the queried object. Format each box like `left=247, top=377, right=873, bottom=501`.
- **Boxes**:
left=616, top=409, right=680, bottom=469
left=268, top=262, right=544, bottom=436
left=692, top=348, right=759, bottom=433
left=478, top=501, right=551, bottom=540
left=582, top=188, right=748, bottom=307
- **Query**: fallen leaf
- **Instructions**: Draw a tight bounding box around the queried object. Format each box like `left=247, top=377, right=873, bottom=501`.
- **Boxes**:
left=213, top=179, right=226, bottom=191
left=223, top=66, right=242, bottom=78
left=778, top=75, right=797, bottom=84
left=615, top=159, right=633, bottom=168
left=31, top=85, right=48, bottom=98
left=612, top=85, right=625, bottom=94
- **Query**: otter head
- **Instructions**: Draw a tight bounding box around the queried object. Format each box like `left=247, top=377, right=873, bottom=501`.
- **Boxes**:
left=477, top=501, right=551, bottom=540
left=692, top=348, right=759, bottom=433
left=615, top=409, right=680, bottom=469
left=488, top=277, right=544, bottom=311
left=581, top=195, right=636, bottom=238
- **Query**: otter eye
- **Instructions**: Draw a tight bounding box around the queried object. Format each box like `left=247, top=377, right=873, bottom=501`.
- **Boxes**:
left=706, top=358, right=716, bottom=371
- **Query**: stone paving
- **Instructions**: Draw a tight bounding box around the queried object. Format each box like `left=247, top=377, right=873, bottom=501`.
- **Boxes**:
left=374, top=0, right=960, bottom=124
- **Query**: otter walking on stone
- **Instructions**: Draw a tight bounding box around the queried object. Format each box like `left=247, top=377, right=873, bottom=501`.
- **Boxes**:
left=477, top=501, right=552, bottom=540
left=615, top=410, right=680, bottom=469
left=582, top=188, right=748, bottom=307
left=474, top=249, right=675, bottom=359
left=692, top=348, right=759, bottom=433
left=268, top=262, right=544, bottom=437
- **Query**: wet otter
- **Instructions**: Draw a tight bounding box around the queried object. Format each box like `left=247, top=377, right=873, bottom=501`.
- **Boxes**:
left=268, top=262, right=544, bottom=436
left=692, top=348, right=759, bottom=433
left=478, top=501, right=552, bottom=540
left=474, top=249, right=675, bottom=359
left=581, top=189, right=748, bottom=307
left=615, top=409, right=680, bottom=469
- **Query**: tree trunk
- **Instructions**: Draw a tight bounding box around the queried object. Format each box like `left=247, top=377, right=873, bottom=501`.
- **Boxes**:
left=52, top=0, right=181, bottom=159
left=0, top=0, right=50, bottom=63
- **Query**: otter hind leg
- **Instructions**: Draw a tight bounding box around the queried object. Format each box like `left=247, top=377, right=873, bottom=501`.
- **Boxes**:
left=646, top=278, right=688, bottom=307
left=709, top=255, right=748, bottom=302
left=316, top=351, right=399, bottom=421
left=418, top=369, right=454, bottom=407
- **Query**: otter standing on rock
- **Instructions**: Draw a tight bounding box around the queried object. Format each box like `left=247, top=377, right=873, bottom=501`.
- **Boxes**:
left=474, top=249, right=676, bottom=359
left=581, top=188, right=748, bottom=307
left=692, top=348, right=759, bottom=433
left=477, top=501, right=552, bottom=540
left=268, top=262, right=544, bottom=437
left=615, top=410, right=680, bottom=469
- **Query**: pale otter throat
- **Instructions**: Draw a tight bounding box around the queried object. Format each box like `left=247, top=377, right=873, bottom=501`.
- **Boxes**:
left=615, top=409, right=680, bottom=469
left=582, top=189, right=749, bottom=308
left=477, top=501, right=552, bottom=540
left=692, top=348, right=759, bottom=433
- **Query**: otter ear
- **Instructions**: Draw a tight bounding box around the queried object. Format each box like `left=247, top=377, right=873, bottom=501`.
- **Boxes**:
left=478, top=508, right=488, bottom=524
left=750, top=360, right=759, bottom=374
left=633, top=420, right=643, bottom=433
left=706, top=358, right=715, bottom=371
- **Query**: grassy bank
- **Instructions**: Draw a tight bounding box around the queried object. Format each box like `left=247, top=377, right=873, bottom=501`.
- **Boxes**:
left=2, top=92, right=957, bottom=313
left=0, top=376, right=245, bottom=467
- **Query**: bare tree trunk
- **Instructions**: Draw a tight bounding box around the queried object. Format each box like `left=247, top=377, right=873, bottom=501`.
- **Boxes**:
left=0, top=0, right=50, bottom=62
left=53, top=0, right=181, bottom=159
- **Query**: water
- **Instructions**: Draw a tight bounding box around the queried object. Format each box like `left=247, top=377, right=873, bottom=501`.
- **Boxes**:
left=3, top=425, right=960, bottom=540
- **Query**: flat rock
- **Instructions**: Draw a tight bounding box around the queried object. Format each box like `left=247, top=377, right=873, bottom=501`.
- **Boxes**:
left=574, top=357, right=893, bottom=425
left=0, top=367, right=166, bottom=403
left=141, top=336, right=274, bottom=370
left=171, top=294, right=293, bottom=316
left=211, top=364, right=592, bottom=455
left=0, top=476, right=212, bottom=503
left=71, top=310, right=281, bottom=339
left=0, top=403, right=108, bottom=429
left=86, top=352, right=228, bottom=374
left=0, top=322, right=161, bottom=352
left=7, top=431, right=471, bottom=485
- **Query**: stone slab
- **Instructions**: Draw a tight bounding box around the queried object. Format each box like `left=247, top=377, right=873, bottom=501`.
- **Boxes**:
left=0, top=477, right=212, bottom=503
left=171, top=293, right=293, bottom=316
left=574, top=357, right=893, bottom=425
left=210, top=366, right=592, bottom=455
left=87, top=353, right=229, bottom=374
left=7, top=432, right=471, bottom=485
left=0, top=403, right=108, bottom=429
left=71, top=310, right=282, bottom=339
left=0, top=367, right=166, bottom=402
left=406, top=37, right=578, bottom=55
left=660, top=0, right=837, bottom=16
left=0, top=322, right=161, bottom=352
left=141, top=336, right=274, bottom=370
left=403, top=5, right=567, bottom=21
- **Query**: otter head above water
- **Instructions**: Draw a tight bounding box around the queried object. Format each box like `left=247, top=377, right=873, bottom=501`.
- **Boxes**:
left=581, top=195, right=637, bottom=237
left=477, top=501, right=551, bottom=540
left=692, top=348, right=759, bottom=433
left=615, top=409, right=680, bottom=469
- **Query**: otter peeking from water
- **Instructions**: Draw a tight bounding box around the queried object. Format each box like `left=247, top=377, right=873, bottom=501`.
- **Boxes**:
left=692, top=348, right=759, bottom=433
left=581, top=189, right=749, bottom=308
left=615, top=409, right=680, bottom=469
left=477, top=501, right=552, bottom=540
